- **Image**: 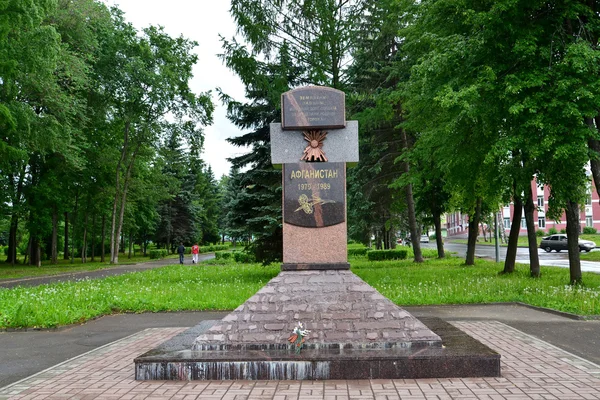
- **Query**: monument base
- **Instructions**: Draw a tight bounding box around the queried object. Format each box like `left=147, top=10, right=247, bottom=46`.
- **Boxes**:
left=134, top=317, right=500, bottom=380
left=134, top=270, right=500, bottom=380
left=281, top=262, right=350, bottom=271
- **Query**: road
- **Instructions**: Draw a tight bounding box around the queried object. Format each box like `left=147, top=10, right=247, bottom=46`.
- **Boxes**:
left=425, top=241, right=600, bottom=273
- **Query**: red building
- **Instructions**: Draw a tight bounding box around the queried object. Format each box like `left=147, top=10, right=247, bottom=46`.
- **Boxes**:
left=446, top=176, right=598, bottom=236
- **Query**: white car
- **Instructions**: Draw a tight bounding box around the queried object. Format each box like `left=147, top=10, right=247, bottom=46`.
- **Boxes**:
left=420, top=234, right=430, bottom=243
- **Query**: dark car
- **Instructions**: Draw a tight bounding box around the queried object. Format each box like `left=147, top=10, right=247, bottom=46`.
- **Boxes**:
left=539, top=234, right=596, bottom=253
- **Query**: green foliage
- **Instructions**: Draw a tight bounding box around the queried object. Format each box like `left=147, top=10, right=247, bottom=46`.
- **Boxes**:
left=215, top=251, right=232, bottom=260
left=536, top=230, right=546, bottom=237
left=560, top=229, right=567, bottom=234
left=149, top=249, right=168, bottom=260
left=348, top=248, right=370, bottom=256
left=233, top=251, right=256, bottom=263
left=548, top=227, right=558, bottom=235
left=201, top=245, right=229, bottom=252
left=583, top=227, right=597, bottom=235
left=367, top=249, right=408, bottom=261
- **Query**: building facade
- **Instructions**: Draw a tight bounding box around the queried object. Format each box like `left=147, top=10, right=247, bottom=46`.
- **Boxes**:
left=446, top=178, right=600, bottom=236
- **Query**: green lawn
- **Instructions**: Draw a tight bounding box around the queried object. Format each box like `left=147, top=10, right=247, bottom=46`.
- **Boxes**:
left=1, top=255, right=599, bottom=329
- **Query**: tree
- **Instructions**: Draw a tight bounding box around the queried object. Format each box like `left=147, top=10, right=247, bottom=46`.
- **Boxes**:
left=93, top=12, right=213, bottom=264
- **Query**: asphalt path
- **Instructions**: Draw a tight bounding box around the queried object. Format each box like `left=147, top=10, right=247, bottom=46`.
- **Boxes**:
left=429, top=241, right=600, bottom=273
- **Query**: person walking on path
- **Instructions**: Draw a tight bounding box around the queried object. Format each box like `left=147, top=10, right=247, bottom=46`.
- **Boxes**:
left=177, top=243, right=186, bottom=264
left=191, top=243, right=200, bottom=264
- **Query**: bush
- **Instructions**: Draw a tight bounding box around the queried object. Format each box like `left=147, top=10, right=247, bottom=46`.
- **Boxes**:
left=149, top=249, right=168, bottom=260
left=583, top=227, right=597, bottom=234
left=200, top=245, right=229, bottom=253
left=215, top=251, right=232, bottom=260
left=560, top=229, right=566, bottom=234
left=548, top=227, right=558, bottom=235
left=233, top=252, right=256, bottom=263
left=367, top=249, right=408, bottom=261
left=536, top=229, right=545, bottom=237
left=348, top=248, right=370, bottom=256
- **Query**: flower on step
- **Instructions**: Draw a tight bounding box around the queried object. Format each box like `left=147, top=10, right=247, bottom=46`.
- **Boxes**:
left=288, top=322, right=311, bottom=354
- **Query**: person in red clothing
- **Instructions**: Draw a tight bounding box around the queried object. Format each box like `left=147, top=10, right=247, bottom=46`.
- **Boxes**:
left=191, top=243, right=200, bottom=264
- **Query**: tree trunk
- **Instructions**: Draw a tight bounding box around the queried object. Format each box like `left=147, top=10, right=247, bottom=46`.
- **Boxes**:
left=587, top=118, right=600, bottom=198
left=101, top=214, right=106, bottom=263
left=565, top=200, right=583, bottom=284
left=91, top=214, right=96, bottom=262
left=523, top=186, right=541, bottom=277
left=128, top=231, right=133, bottom=259
left=7, top=213, right=19, bottom=265
left=71, top=193, right=78, bottom=264
left=81, top=213, right=88, bottom=263
left=480, top=222, right=487, bottom=242
left=433, top=210, right=445, bottom=258
left=110, top=122, right=129, bottom=264
left=401, top=129, right=423, bottom=262
left=24, top=237, right=31, bottom=265
left=466, top=198, right=482, bottom=265
left=112, top=142, right=140, bottom=264
left=29, top=236, right=40, bottom=267
left=35, top=241, right=41, bottom=267
left=51, top=208, right=58, bottom=264
left=503, top=195, right=523, bottom=274
left=64, top=212, right=70, bottom=259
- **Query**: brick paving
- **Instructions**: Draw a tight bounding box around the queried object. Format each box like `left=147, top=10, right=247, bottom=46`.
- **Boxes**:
left=2, top=321, right=600, bottom=399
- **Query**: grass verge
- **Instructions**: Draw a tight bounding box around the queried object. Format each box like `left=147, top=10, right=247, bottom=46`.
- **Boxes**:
left=351, top=256, right=600, bottom=316
left=0, top=256, right=170, bottom=280
left=1, top=256, right=599, bottom=329
left=0, top=260, right=279, bottom=329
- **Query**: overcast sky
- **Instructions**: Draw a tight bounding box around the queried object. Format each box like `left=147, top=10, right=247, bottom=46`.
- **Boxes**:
left=102, top=0, right=247, bottom=179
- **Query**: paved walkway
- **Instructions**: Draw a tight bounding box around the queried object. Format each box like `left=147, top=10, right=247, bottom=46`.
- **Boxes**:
left=1, top=305, right=600, bottom=399
left=1, top=317, right=600, bottom=399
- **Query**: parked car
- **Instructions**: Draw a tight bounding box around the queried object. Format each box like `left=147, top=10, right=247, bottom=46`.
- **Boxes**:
left=539, top=234, right=596, bottom=253
left=420, top=234, right=430, bottom=243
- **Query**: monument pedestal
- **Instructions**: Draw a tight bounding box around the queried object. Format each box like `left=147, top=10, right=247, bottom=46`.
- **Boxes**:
left=134, top=270, right=500, bottom=380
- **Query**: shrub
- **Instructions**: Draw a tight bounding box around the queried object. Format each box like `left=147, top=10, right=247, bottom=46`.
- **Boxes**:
left=583, top=227, right=597, bottom=234
left=215, top=251, right=232, bottom=260
left=233, top=252, right=256, bottom=263
left=536, top=229, right=545, bottom=237
left=560, top=229, right=566, bottom=234
left=200, top=245, right=229, bottom=253
left=367, top=249, right=408, bottom=261
left=548, top=227, right=558, bottom=235
left=149, top=249, right=168, bottom=260
left=348, top=248, right=370, bottom=256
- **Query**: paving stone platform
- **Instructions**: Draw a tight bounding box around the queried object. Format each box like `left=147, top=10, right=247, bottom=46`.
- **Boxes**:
left=193, top=270, right=441, bottom=351
left=2, top=321, right=599, bottom=399
left=134, top=271, right=500, bottom=380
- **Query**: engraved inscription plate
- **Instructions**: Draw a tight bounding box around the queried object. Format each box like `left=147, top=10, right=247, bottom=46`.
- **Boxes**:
left=283, top=162, right=345, bottom=227
left=281, top=86, right=345, bottom=130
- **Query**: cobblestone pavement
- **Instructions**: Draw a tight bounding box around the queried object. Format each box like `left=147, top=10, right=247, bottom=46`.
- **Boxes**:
left=2, top=320, right=599, bottom=399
